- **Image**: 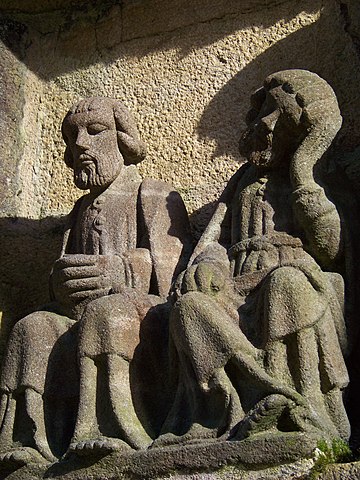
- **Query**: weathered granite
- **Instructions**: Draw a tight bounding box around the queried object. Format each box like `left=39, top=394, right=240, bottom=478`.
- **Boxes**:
left=158, top=71, right=350, bottom=460
left=0, top=1, right=360, bottom=479
left=1, top=0, right=360, bottom=335
left=0, top=22, right=26, bottom=214
left=0, top=98, right=192, bottom=475
left=315, top=461, right=360, bottom=480
left=0, top=433, right=320, bottom=479
left=1, top=70, right=354, bottom=480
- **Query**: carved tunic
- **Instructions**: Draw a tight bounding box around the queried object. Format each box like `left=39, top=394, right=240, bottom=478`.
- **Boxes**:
left=0, top=165, right=191, bottom=457
left=67, top=168, right=140, bottom=256
left=230, top=168, right=304, bottom=279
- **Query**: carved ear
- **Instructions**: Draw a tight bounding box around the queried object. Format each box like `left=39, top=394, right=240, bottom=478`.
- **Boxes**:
left=117, top=132, right=146, bottom=166
left=113, top=101, right=146, bottom=165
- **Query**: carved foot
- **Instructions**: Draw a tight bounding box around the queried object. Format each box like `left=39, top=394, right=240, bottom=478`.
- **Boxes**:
left=233, top=394, right=296, bottom=440
left=67, top=437, right=133, bottom=457
left=152, top=424, right=218, bottom=448
left=0, top=447, right=49, bottom=467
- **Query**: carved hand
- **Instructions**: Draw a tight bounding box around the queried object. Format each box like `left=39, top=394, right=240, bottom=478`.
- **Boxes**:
left=51, top=254, right=126, bottom=307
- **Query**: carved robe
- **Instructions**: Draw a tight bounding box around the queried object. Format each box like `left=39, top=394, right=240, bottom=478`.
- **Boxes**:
left=161, top=164, right=349, bottom=443
left=0, top=165, right=190, bottom=458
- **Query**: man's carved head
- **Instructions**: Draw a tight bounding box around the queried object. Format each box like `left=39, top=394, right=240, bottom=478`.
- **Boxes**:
left=239, top=69, right=341, bottom=169
left=61, top=97, right=146, bottom=191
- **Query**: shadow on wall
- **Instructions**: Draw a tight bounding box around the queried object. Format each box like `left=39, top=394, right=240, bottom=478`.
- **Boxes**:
left=0, top=216, right=65, bottom=361
left=2, top=0, right=360, bottom=330
left=189, top=9, right=360, bottom=237
left=0, top=0, right=320, bottom=80
left=197, top=19, right=360, bottom=160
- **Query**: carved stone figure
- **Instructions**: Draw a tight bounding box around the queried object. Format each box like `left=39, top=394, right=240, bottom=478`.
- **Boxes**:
left=157, top=70, right=350, bottom=447
left=0, top=98, right=191, bottom=466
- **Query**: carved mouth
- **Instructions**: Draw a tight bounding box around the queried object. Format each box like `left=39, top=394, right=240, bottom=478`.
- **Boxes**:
left=77, top=154, right=94, bottom=167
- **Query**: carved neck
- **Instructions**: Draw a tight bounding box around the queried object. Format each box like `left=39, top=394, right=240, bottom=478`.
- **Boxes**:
left=88, top=165, right=142, bottom=198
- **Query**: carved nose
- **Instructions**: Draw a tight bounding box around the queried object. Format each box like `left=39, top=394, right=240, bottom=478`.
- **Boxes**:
left=259, top=110, right=280, bottom=133
left=75, top=129, right=90, bottom=150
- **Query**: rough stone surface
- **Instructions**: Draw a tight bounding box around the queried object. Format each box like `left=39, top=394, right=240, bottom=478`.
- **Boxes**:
left=0, top=26, right=26, bottom=214
left=0, top=436, right=319, bottom=479
left=8, top=455, right=360, bottom=480
left=160, top=71, right=351, bottom=459
left=0, top=73, right=354, bottom=480
left=316, top=461, right=360, bottom=479
left=1, top=1, right=360, bottom=479
left=1, top=0, right=360, bottom=332
left=1, top=0, right=359, bottom=221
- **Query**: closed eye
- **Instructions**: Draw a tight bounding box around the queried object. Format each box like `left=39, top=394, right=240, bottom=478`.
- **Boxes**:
left=87, top=123, right=108, bottom=135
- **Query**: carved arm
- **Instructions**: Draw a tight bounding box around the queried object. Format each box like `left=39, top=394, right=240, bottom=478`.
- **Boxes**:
left=290, top=122, right=343, bottom=269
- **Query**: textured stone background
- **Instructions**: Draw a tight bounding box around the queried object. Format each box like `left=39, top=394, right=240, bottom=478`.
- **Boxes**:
left=0, top=0, right=360, bottom=345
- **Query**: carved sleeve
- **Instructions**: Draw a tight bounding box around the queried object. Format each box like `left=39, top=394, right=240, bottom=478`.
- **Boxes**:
left=292, top=183, right=342, bottom=269
left=138, top=179, right=192, bottom=297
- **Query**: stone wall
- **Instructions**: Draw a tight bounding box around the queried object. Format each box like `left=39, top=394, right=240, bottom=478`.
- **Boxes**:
left=0, top=0, right=360, bottom=344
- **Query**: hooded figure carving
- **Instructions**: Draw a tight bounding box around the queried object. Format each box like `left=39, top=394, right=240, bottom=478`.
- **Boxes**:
left=156, top=70, right=350, bottom=446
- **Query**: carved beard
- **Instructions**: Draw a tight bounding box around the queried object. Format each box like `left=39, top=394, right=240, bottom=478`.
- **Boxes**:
left=240, top=128, right=276, bottom=168
left=248, top=146, right=273, bottom=167
left=74, top=154, right=122, bottom=190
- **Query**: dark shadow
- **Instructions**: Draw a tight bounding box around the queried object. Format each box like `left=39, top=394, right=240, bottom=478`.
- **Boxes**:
left=43, top=452, right=107, bottom=478
left=165, top=191, right=194, bottom=278
left=131, top=302, right=172, bottom=438
left=337, top=148, right=360, bottom=448
left=0, top=16, right=27, bottom=61
left=0, top=1, right=319, bottom=81
left=44, top=321, right=80, bottom=458
left=188, top=200, right=218, bottom=242
left=0, top=215, right=66, bottom=361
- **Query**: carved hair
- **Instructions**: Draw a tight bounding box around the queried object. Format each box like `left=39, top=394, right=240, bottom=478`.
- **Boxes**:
left=61, top=97, right=146, bottom=168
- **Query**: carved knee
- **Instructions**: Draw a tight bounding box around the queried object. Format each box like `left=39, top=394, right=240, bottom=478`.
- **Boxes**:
left=6, top=311, right=71, bottom=351
left=9, top=313, right=45, bottom=341
left=1, top=312, right=74, bottom=396
left=264, top=266, right=328, bottom=340
left=171, top=292, right=208, bottom=331
left=79, top=295, right=143, bottom=359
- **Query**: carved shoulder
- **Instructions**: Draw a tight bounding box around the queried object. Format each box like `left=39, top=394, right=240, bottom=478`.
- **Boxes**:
left=138, top=178, right=192, bottom=297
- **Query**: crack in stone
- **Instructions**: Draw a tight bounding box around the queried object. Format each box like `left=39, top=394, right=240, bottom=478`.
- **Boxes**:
left=85, top=0, right=294, bottom=52
left=120, top=0, right=294, bottom=44
left=0, top=0, right=122, bottom=18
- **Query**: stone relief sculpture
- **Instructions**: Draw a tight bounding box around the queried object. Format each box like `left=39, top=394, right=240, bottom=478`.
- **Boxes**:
left=0, top=71, right=353, bottom=479
left=0, top=98, right=191, bottom=466
left=156, top=69, right=350, bottom=448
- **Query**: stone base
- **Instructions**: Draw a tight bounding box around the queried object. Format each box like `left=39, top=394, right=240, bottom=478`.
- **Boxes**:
left=0, top=432, right=320, bottom=479
left=316, top=461, right=360, bottom=480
